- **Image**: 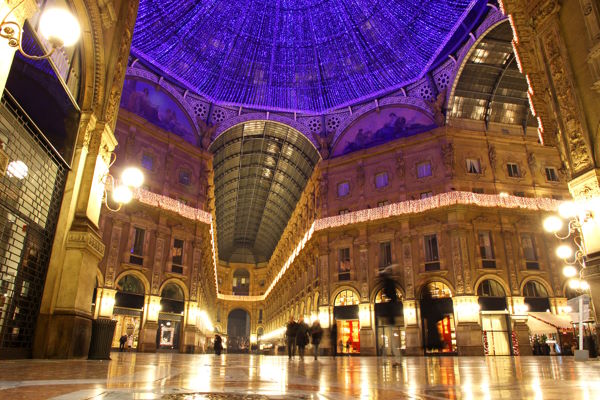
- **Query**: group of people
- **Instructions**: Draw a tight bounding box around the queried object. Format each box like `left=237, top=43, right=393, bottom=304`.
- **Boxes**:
left=285, top=316, right=323, bottom=360
left=118, top=334, right=134, bottom=352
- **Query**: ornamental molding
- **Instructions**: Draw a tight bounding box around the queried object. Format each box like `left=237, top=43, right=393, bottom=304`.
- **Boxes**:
left=66, top=230, right=105, bottom=259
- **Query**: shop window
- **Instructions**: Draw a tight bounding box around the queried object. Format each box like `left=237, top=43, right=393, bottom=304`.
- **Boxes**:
left=424, top=234, right=440, bottom=271
left=338, top=248, right=351, bottom=281
left=129, top=227, right=145, bottom=265
left=171, top=238, right=184, bottom=273
left=375, top=172, right=389, bottom=188
left=141, top=153, right=154, bottom=171
left=379, top=241, right=392, bottom=270
left=178, top=170, right=191, bottom=185
left=417, top=161, right=432, bottom=178
left=337, top=181, right=350, bottom=197
left=466, top=158, right=481, bottom=174
left=521, top=233, right=539, bottom=270
left=478, top=231, right=496, bottom=268
left=420, top=191, right=433, bottom=199
left=506, top=163, right=520, bottom=178
left=545, top=167, right=558, bottom=182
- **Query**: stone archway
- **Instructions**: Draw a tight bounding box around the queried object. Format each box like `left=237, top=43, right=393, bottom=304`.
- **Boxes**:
left=227, top=309, right=251, bottom=353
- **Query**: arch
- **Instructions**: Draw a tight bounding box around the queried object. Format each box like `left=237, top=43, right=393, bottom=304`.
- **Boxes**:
left=473, top=275, right=510, bottom=297
left=160, top=282, right=185, bottom=302
left=313, top=292, right=320, bottom=311
left=96, top=267, right=105, bottom=289
left=333, top=288, right=360, bottom=306
left=371, top=283, right=405, bottom=304
left=521, top=279, right=551, bottom=298
left=214, top=114, right=320, bottom=151
left=417, top=279, right=455, bottom=299
left=114, top=271, right=149, bottom=295
left=227, top=308, right=251, bottom=352
left=374, top=287, right=404, bottom=304
left=477, top=279, right=507, bottom=298
left=159, top=278, right=189, bottom=300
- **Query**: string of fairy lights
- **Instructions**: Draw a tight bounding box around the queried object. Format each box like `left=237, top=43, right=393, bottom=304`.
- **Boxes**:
left=131, top=0, right=479, bottom=113
left=132, top=188, right=560, bottom=303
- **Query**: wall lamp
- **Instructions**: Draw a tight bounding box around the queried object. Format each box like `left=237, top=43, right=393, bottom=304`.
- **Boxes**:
left=102, top=154, right=144, bottom=212
left=1, top=0, right=80, bottom=60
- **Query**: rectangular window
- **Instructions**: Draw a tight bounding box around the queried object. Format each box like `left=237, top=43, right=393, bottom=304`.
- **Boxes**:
left=172, top=238, right=184, bottom=267
left=545, top=167, right=558, bottom=182
left=377, top=200, right=390, bottom=207
left=472, top=188, right=484, bottom=194
left=337, top=181, right=350, bottom=197
left=258, top=309, right=263, bottom=323
left=513, top=191, right=525, bottom=197
left=466, top=158, right=481, bottom=174
left=521, top=233, right=539, bottom=269
left=420, top=191, right=433, bottom=199
left=417, top=162, right=432, bottom=178
left=375, top=172, right=389, bottom=188
left=141, top=154, right=153, bottom=170
left=179, top=170, right=191, bottom=185
left=506, top=163, right=520, bottom=177
left=339, top=209, right=350, bottom=215
left=129, top=227, right=145, bottom=265
left=379, top=241, right=392, bottom=269
left=338, top=248, right=351, bottom=281
left=478, top=231, right=496, bottom=268
left=424, top=234, right=440, bottom=270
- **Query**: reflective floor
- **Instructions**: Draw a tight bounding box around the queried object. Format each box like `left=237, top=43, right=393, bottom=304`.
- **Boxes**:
left=0, top=353, right=599, bottom=399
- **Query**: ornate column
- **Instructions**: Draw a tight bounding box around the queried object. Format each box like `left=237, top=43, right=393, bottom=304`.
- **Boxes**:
left=508, top=296, right=533, bottom=356
left=453, top=296, right=484, bottom=355
left=0, top=0, right=37, bottom=94
left=181, top=240, right=203, bottom=353
left=139, top=294, right=161, bottom=352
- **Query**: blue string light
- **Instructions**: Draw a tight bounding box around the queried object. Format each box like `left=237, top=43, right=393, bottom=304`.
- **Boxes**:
left=132, top=0, right=478, bottom=113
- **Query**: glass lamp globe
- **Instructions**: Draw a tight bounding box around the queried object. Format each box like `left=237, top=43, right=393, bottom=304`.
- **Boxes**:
left=580, top=281, right=590, bottom=290
left=558, top=201, right=577, bottom=219
left=562, top=265, right=577, bottom=278
left=556, top=244, right=573, bottom=259
left=6, top=160, right=28, bottom=179
left=543, top=216, right=563, bottom=233
left=112, top=185, right=133, bottom=204
left=39, top=8, right=81, bottom=47
left=569, top=279, right=581, bottom=290
left=121, top=167, right=144, bottom=188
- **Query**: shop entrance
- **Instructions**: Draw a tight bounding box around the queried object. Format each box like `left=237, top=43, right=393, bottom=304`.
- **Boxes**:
left=333, top=289, right=361, bottom=354
left=227, top=308, right=250, bottom=352
left=112, top=275, right=145, bottom=350
left=374, top=287, right=404, bottom=356
left=477, top=279, right=511, bottom=356
left=420, top=282, right=456, bottom=354
left=156, top=283, right=185, bottom=351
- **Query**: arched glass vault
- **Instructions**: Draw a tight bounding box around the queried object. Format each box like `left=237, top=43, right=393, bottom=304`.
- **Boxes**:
left=210, top=121, right=320, bottom=263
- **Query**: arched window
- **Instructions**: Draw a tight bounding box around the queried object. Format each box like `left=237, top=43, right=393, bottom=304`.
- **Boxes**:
left=375, top=287, right=403, bottom=303
left=160, top=282, right=185, bottom=313
left=477, top=280, right=506, bottom=297
left=334, top=289, right=359, bottom=306
left=117, top=275, right=145, bottom=295
left=233, top=269, right=250, bottom=296
left=420, top=282, right=452, bottom=299
left=523, top=281, right=548, bottom=298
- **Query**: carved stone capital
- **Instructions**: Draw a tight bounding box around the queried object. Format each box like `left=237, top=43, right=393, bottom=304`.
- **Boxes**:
left=568, top=168, right=600, bottom=199
left=66, top=230, right=105, bottom=260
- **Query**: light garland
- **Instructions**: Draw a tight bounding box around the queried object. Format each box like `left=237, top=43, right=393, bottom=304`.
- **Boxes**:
left=132, top=188, right=560, bottom=303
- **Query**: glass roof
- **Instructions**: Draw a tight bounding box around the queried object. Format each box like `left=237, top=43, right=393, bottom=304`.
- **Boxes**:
left=210, top=122, right=320, bottom=263
left=132, top=0, right=481, bottom=113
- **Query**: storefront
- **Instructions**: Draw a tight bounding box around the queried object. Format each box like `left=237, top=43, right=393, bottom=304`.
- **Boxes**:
left=374, top=288, right=404, bottom=356
left=156, top=283, right=185, bottom=351
left=420, top=282, right=456, bottom=354
left=527, top=312, right=572, bottom=355
left=112, top=275, right=145, bottom=349
left=333, top=289, right=360, bottom=354
left=477, top=279, right=511, bottom=356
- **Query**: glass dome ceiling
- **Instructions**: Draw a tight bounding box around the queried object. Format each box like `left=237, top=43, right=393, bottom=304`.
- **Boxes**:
left=132, top=0, right=481, bottom=113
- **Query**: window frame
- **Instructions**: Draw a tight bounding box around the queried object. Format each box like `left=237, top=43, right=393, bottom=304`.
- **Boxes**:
left=544, top=166, right=559, bottom=182
left=416, top=161, right=432, bottom=178
left=337, top=181, right=350, bottom=197
left=466, top=158, right=481, bottom=174
left=141, top=153, right=154, bottom=171
left=374, top=172, right=389, bottom=189
left=338, top=247, right=351, bottom=281
left=506, top=162, right=520, bottom=178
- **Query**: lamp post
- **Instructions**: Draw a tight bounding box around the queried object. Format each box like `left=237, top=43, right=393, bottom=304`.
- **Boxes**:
left=101, top=158, right=145, bottom=211
left=544, top=199, right=597, bottom=361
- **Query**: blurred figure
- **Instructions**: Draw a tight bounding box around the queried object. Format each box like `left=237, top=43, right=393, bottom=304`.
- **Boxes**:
left=310, top=320, right=323, bottom=360
left=296, top=317, right=310, bottom=360
left=331, top=320, right=338, bottom=358
left=214, top=334, right=223, bottom=356
left=376, top=267, right=402, bottom=366
left=119, top=334, right=127, bottom=352
left=285, top=315, right=298, bottom=359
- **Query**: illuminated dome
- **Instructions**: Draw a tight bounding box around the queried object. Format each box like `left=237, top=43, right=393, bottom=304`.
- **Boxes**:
left=133, top=0, right=482, bottom=113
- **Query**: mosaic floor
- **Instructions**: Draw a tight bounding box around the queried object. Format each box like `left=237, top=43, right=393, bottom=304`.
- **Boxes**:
left=0, top=353, right=599, bottom=399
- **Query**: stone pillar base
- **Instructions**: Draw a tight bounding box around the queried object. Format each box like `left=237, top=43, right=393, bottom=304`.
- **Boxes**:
left=33, top=312, right=92, bottom=359
left=512, top=320, right=533, bottom=356
left=455, top=322, right=484, bottom=356
left=182, top=326, right=200, bottom=354
left=138, top=321, right=158, bottom=352
left=404, top=325, right=423, bottom=356
left=359, top=327, right=376, bottom=355
left=319, top=328, right=332, bottom=355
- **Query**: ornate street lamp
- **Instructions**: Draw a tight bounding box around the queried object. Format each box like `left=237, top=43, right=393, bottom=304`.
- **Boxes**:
left=101, top=156, right=144, bottom=212
left=543, top=199, right=598, bottom=360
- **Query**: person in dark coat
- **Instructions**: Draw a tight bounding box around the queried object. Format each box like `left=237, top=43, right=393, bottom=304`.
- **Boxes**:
left=119, top=334, right=127, bottom=352
left=295, top=316, right=310, bottom=360
left=330, top=320, right=338, bottom=358
left=310, top=320, right=323, bottom=360
left=214, top=334, right=223, bottom=356
left=285, top=315, right=298, bottom=359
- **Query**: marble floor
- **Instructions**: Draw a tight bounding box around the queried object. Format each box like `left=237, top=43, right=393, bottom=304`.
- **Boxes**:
left=0, top=353, right=599, bottom=399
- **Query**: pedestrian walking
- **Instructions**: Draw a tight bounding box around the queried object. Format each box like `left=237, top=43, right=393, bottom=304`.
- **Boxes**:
left=310, top=320, right=323, bottom=360
left=377, top=266, right=403, bottom=367
left=285, top=315, right=298, bottom=359
left=331, top=320, right=338, bottom=358
left=295, top=316, right=310, bottom=360
left=214, top=334, right=223, bottom=355
left=119, top=334, right=127, bottom=352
